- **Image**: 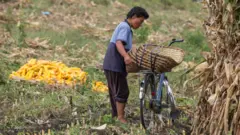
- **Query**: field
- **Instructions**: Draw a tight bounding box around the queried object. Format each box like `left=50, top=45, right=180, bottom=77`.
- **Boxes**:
left=0, top=0, right=209, bottom=134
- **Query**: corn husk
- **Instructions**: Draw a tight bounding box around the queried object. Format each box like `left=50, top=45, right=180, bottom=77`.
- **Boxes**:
left=191, top=0, right=240, bottom=135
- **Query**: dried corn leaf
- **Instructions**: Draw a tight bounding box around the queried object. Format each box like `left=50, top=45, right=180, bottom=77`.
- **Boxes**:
left=207, top=94, right=217, bottom=105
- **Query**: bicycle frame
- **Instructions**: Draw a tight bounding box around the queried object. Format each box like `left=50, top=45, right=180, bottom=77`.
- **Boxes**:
left=139, top=39, right=183, bottom=113
left=139, top=39, right=184, bottom=129
left=157, top=73, right=165, bottom=104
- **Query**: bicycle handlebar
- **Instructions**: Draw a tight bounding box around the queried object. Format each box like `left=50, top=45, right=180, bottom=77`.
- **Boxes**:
left=168, top=38, right=184, bottom=46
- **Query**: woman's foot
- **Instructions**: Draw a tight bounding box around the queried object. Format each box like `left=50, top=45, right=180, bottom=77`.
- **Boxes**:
left=117, top=116, right=127, bottom=124
left=116, top=102, right=127, bottom=124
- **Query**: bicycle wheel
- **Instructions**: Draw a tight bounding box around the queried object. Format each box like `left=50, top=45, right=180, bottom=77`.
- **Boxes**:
left=140, top=74, right=156, bottom=129
left=164, top=80, right=180, bottom=120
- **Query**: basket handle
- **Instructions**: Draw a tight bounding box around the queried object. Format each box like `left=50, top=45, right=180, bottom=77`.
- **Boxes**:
left=150, top=46, right=159, bottom=73
left=135, top=46, right=144, bottom=68
left=138, top=44, right=158, bottom=72
left=151, top=46, right=163, bottom=72
left=136, top=44, right=150, bottom=68
left=135, top=44, right=159, bottom=72
left=150, top=51, right=157, bottom=72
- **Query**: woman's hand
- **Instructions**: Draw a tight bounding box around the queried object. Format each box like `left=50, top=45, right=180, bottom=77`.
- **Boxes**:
left=115, top=40, right=133, bottom=65
left=124, top=55, right=132, bottom=65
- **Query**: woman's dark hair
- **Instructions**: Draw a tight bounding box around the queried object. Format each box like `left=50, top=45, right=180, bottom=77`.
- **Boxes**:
left=126, top=6, right=149, bottom=19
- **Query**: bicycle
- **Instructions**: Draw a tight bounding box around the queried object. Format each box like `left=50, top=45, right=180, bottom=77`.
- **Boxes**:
left=139, top=39, right=184, bottom=130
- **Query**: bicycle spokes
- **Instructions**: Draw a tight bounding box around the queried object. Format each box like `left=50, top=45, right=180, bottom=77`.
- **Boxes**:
left=163, top=80, right=180, bottom=120
left=140, top=71, right=180, bottom=130
left=143, top=100, right=150, bottom=109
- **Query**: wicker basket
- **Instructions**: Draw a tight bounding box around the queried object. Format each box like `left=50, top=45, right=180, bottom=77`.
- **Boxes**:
left=126, top=45, right=144, bottom=73
left=126, top=62, right=142, bottom=73
left=127, top=44, right=185, bottom=73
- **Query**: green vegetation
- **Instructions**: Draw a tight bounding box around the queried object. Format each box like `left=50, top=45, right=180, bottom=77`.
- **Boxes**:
left=180, top=29, right=210, bottom=62
left=134, top=25, right=150, bottom=43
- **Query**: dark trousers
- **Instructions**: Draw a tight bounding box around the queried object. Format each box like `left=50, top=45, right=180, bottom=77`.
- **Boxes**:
left=104, top=70, right=129, bottom=117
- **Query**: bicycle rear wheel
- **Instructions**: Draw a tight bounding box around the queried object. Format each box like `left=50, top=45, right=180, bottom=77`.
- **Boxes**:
left=140, top=74, right=156, bottom=129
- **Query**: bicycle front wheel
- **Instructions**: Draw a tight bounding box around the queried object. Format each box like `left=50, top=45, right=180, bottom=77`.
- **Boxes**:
left=140, top=74, right=156, bottom=129
left=164, top=80, right=180, bottom=120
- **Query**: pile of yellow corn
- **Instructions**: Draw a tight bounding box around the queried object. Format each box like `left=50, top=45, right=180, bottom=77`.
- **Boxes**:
left=92, top=81, right=108, bottom=93
left=9, top=59, right=87, bottom=86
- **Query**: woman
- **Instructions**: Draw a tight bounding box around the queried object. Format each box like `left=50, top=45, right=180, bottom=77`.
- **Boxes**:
left=103, top=6, right=149, bottom=123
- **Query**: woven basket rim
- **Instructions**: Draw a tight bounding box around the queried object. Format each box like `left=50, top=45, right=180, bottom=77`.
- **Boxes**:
left=135, top=49, right=182, bottom=64
left=138, top=44, right=185, bottom=63
left=142, top=44, right=185, bottom=51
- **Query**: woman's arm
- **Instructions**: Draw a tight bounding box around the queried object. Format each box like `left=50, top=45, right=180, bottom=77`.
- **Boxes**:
left=116, top=40, right=132, bottom=65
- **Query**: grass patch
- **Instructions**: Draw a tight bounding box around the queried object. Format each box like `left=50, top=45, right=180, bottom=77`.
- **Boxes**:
left=174, top=28, right=210, bottom=62
left=27, top=29, right=90, bottom=47
left=92, top=0, right=111, bottom=5
left=134, top=25, right=150, bottom=43
left=161, top=0, right=201, bottom=12
left=176, top=97, right=197, bottom=107
left=30, top=0, right=54, bottom=12
left=119, top=0, right=201, bottom=13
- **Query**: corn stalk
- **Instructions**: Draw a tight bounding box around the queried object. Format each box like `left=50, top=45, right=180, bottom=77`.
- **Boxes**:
left=191, top=0, right=240, bottom=135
